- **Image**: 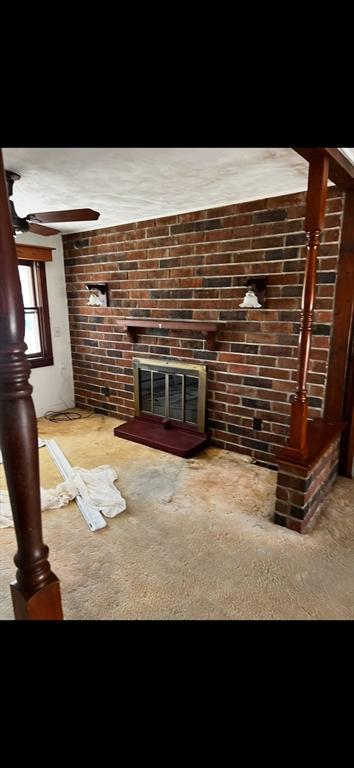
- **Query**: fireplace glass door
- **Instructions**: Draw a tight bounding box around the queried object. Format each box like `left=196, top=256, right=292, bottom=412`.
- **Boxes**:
left=133, top=358, right=206, bottom=432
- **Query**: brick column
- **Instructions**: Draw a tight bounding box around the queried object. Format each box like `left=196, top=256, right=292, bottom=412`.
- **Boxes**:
left=275, top=427, right=341, bottom=532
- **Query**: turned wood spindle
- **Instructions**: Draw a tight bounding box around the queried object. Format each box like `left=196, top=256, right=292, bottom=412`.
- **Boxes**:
left=0, top=149, right=63, bottom=620
left=285, top=155, right=329, bottom=460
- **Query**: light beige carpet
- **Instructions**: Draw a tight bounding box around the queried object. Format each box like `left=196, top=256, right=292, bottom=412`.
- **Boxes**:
left=1, top=412, right=353, bottom=620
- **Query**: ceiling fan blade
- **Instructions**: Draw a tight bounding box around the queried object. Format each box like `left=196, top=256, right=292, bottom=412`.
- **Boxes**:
left=28, top=222, right=61, bottom=236
left=27, top=208, right=100, bottom=223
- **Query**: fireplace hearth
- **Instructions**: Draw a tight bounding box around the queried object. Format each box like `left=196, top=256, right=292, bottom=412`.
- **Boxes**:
left=114, top=358, right=210, bottom=457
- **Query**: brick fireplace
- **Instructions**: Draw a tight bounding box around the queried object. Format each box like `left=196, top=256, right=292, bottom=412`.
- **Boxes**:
left=63, top=186, right=344, bottom=468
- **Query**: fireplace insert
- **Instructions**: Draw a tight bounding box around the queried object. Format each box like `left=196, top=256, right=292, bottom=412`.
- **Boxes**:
left=114, top=358, right=209, bottom=457
left=134, top=358, right=207, bottom=432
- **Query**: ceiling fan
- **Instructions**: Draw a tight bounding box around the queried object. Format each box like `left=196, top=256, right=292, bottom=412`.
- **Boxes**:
left=6, top=170, right=100, bottom=236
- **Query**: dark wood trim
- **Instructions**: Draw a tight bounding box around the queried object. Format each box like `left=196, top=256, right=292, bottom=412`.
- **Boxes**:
left=0, top=149, right=63, bottom=620
left=324, top=191, right=354, bottom=477
left=324, top=192, right=354, bottom=420
left=36, top=260, right=54, bottom=366
left=304, top=156, right=330, bottom=231
left=16, top=244, right=54, bottom=262
left=29, top=356, right=54, bottom=369
left=276, top=418, right=344, bottom=470
left=339, top=329, right=354, bottom=477
left=281, top=155, right=329, bottom=461
left=292, top=147, right=354, bottom=190
left=18, top=259, right=54, bottom=369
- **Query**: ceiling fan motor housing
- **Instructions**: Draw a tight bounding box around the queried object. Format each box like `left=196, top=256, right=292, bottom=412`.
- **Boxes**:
left=6, top=171, right=29, bottom=234
left=5, top=170, right=21, bottom=198
left=9, top=199, right=30, bottom=234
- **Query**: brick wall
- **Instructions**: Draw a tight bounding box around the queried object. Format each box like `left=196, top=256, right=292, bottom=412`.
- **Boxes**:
left=275, top=433, right=341, bottom=532
left=63, top=187, right=344, bottom=466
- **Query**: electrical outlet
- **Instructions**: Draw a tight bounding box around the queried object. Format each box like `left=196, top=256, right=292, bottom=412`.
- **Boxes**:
left=253, top=417, right=262, bottom=431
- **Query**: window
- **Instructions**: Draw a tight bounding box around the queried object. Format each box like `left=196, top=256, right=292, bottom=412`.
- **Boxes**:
left=18, top=259, right=53, bottom=368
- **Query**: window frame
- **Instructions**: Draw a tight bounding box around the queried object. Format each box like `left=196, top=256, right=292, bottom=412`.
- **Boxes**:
left=18, top=258, right=54, bottom=369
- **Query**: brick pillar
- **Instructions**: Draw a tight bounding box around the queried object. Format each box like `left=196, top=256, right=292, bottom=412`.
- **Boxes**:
left=274, top=433, right=341, bottom=533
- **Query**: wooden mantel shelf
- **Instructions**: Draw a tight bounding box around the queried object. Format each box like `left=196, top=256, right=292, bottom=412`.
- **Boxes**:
left=114, top=318, right=228, bottom=350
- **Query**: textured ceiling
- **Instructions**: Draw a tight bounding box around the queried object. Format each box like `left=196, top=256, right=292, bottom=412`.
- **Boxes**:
left=3, top=147, right=315, bottom=234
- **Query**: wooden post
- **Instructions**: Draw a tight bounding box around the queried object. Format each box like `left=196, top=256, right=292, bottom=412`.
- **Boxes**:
left=0, top=149, right=63, bottom=620
left=324, top=191, right=354, bottom=476
left=339, top=331, right=354, bottom=477
left=282, top=154, right=329, bottom=462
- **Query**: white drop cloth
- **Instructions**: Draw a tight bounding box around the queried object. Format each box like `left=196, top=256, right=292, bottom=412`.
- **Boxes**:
left=0, top=465, right=126, bottom=528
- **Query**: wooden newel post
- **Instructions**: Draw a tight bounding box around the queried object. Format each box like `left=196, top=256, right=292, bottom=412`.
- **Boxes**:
left=0, top=149, right=63, bottom=619
left=283, top=155, right=329, bottom=461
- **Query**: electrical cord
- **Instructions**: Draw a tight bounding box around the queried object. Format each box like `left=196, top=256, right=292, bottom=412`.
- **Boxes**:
left=44, top=409, right=94, bottom=423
